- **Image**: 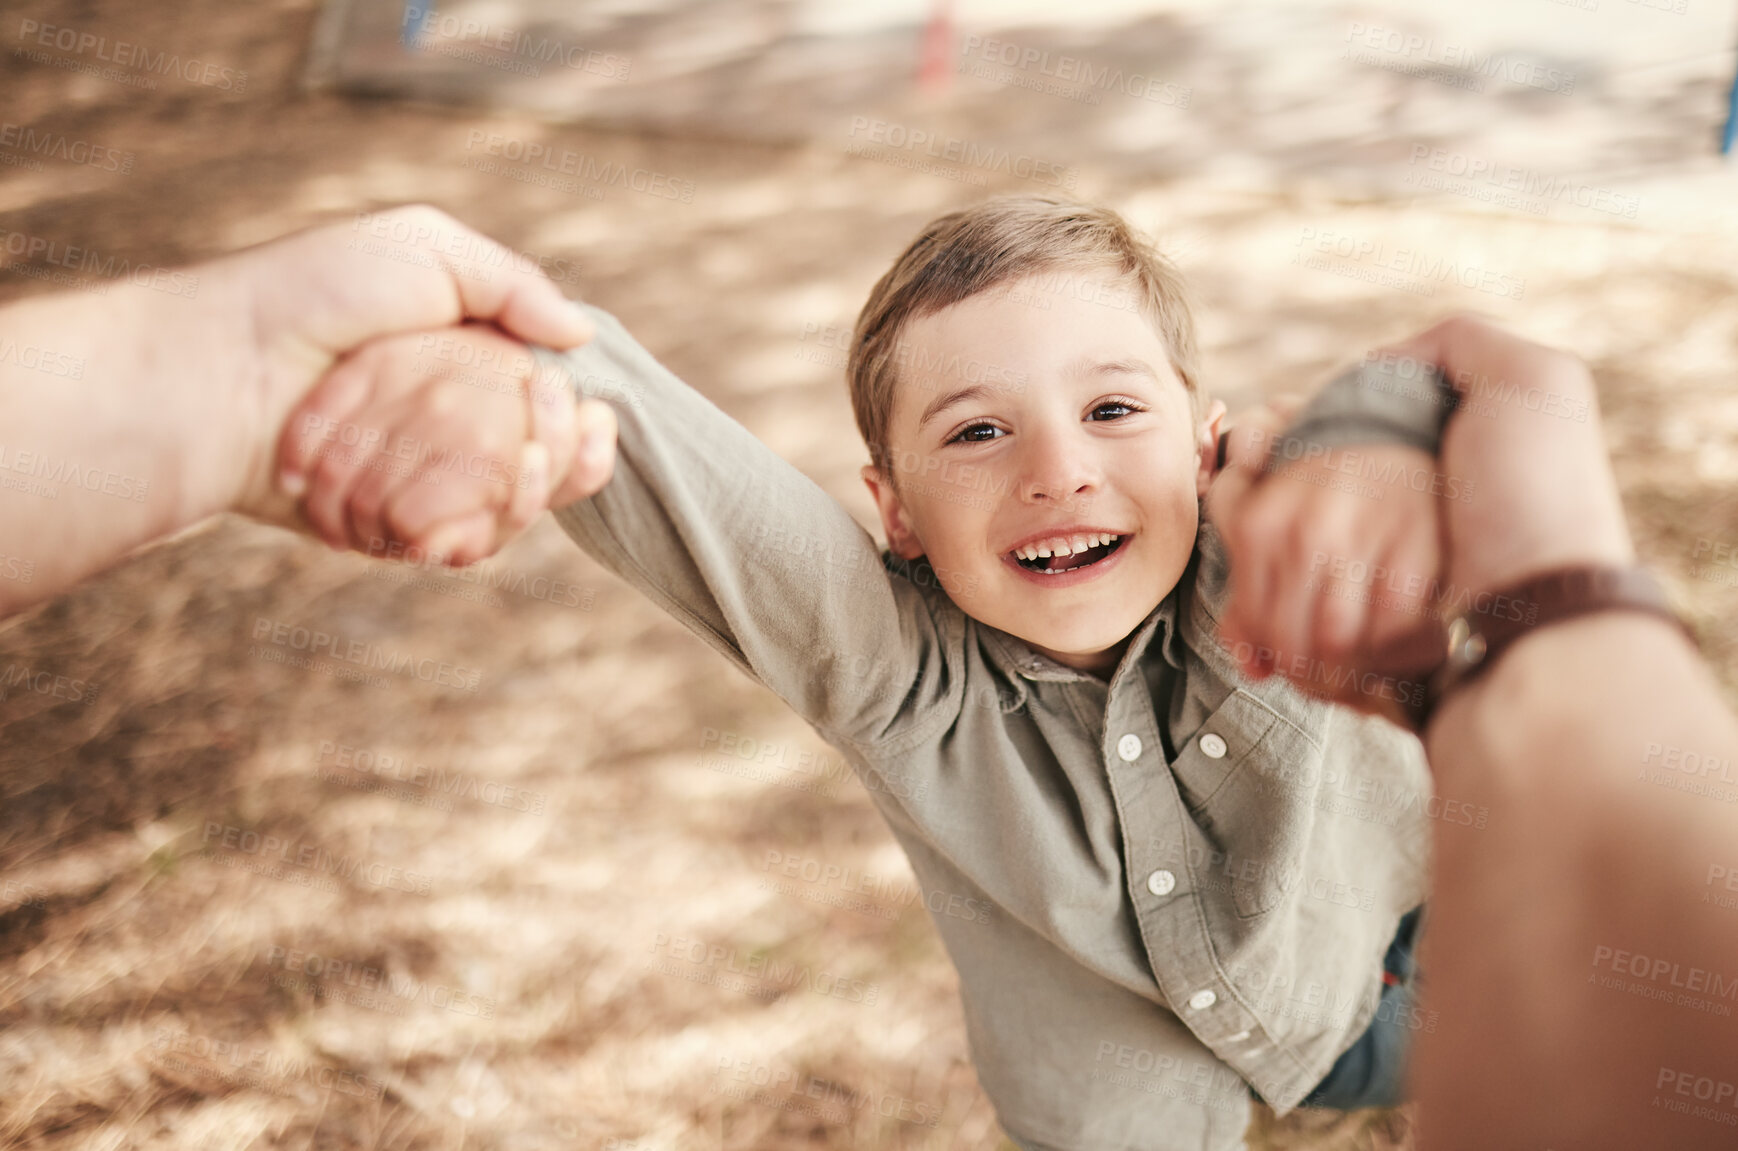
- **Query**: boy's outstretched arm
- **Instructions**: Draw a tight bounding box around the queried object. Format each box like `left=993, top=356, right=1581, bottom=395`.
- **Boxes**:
left=543, top=306, right=952, bottom=751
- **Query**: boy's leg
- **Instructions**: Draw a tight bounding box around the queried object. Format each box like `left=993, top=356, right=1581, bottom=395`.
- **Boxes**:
left=1296, top=904, right=1427, bottom=1110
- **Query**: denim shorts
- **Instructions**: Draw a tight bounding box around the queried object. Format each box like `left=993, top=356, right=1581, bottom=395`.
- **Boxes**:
left=1289, top=903, right=1427, bottom=1110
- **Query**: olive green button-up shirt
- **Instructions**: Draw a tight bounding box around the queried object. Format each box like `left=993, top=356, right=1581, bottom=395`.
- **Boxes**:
left=551, top=308, right=1435, bottom=1151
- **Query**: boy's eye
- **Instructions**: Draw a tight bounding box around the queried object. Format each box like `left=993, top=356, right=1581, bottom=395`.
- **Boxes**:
left=944, top=400, right=1147, bottom=445
left=947, top=422, right=1004, bottom=445
left=1090, top=396, right=1149, bottom=421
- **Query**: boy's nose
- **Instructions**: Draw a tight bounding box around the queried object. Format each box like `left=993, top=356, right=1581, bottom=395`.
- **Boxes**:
left=1020, top=477, right=1093, bottom=504
left=1016, top=435, right=1100, bottom=506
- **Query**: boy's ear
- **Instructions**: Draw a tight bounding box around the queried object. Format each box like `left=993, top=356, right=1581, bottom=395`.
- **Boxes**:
left=1194, top=398, right=1229, bottom=499
left=860, top=463, right=925, bottom=560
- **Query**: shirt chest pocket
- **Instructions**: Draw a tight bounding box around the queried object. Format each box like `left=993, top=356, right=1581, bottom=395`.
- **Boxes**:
left=1168, top=690, right=1281, bottom=814
left=1170, top=689, right=1324, bottom=919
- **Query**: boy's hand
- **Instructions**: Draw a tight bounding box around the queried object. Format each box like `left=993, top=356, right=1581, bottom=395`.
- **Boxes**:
left=276, top=322, right=618, bottom=565
left=231, top=205, right=598, bottom=528
left=1204, top=315, right=1634, bottom=730
left=1206, top=399, right=1446, bottom=725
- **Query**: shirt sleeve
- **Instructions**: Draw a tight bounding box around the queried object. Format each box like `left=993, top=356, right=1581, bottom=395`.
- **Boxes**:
left=1278, top=357, right=1457, bottom=455
left=545, top=305, right=957, bottom=752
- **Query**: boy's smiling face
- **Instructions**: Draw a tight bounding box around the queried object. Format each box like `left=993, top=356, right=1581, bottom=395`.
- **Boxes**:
left=861, top=271, right=1224, bottom=676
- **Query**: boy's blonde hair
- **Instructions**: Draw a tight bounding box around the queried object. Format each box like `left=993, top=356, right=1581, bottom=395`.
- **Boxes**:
left=847, top=195, right=1202, bottom=479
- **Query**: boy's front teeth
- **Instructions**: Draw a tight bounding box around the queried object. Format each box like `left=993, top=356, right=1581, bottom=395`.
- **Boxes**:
left=1014, top=532, right=1119, bottom=562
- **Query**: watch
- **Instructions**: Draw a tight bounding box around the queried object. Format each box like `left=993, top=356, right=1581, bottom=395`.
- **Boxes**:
left=1418, top=564, right=1694, bottom=729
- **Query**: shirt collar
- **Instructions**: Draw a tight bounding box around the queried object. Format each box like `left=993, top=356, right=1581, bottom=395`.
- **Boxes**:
left=975, top=575, right=1188, bottom=686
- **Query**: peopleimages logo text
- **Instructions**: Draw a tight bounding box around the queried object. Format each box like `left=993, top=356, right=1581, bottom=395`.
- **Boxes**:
left=463, top=131, right=695, bottom=203
left=847, top=118, right=1077, bottom=189
left=250, top=617, right=482, bottom=692
left=0, top=228, right=199, bottom=297
left=16, top=19, right=247, bottom=90
left=0, top=122, right=133, bottom=173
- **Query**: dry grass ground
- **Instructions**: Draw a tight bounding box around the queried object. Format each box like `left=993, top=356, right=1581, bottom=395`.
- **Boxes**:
left=1, top=0, right=1736, bottom=1148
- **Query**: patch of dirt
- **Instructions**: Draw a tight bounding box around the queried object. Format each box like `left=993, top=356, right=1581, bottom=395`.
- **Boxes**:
left=2, top=1, right=1735, bottom=1148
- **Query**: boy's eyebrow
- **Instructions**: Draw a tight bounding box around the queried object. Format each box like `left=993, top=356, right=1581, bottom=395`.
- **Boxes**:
left=1086, top=357, right=1162, bottom=381
left=917, top=384, right=997, bottom=431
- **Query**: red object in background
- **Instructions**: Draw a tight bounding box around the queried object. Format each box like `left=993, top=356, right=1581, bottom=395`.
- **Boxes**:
left=917, top=0, right=955, bottom=96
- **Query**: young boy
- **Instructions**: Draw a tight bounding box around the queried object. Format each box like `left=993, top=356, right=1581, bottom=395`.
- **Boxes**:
left=285, top=196, right=1443, bottom=1151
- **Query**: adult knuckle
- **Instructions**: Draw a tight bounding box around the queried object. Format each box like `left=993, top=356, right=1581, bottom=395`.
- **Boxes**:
left=1435, top=312, right=1488, bottom=341
left=1315, top=601, right=1355, bottom=659
left=313, top=454, right=350, bottom=490
left=1223, top=510, right=1261, bottom=559
left=381, top=501, right=421, bottom=538
left=1241, top=503, right=1287, bottom=554
left=352, top=483, right=385, bottom=518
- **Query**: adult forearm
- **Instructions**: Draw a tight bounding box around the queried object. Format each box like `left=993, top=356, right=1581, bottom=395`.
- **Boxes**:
left=0, top=256, right=274, bottom=617
left=1417, top=613, right=1738, bottom=1148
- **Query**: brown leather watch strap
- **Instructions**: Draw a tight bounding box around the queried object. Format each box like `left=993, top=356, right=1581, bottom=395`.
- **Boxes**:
left=1419, top=565, right=1692, bottom=729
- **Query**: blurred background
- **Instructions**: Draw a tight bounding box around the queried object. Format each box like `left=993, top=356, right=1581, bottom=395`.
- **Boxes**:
left=1, top=0, right=1736, bottom=1147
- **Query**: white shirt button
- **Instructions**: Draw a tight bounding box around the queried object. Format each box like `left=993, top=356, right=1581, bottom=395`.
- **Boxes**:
left=1188, top=989, right=1217, bottom=1011
left=1146, top=869, right=1176, bottom=897
left=1199, top=732, right=1228, bottom=759
left=1116, top=733, right=1143, bottom=762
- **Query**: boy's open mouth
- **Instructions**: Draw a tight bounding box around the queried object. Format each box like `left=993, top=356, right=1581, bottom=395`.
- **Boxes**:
left=1009, top=532, right=1128, bottom=575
